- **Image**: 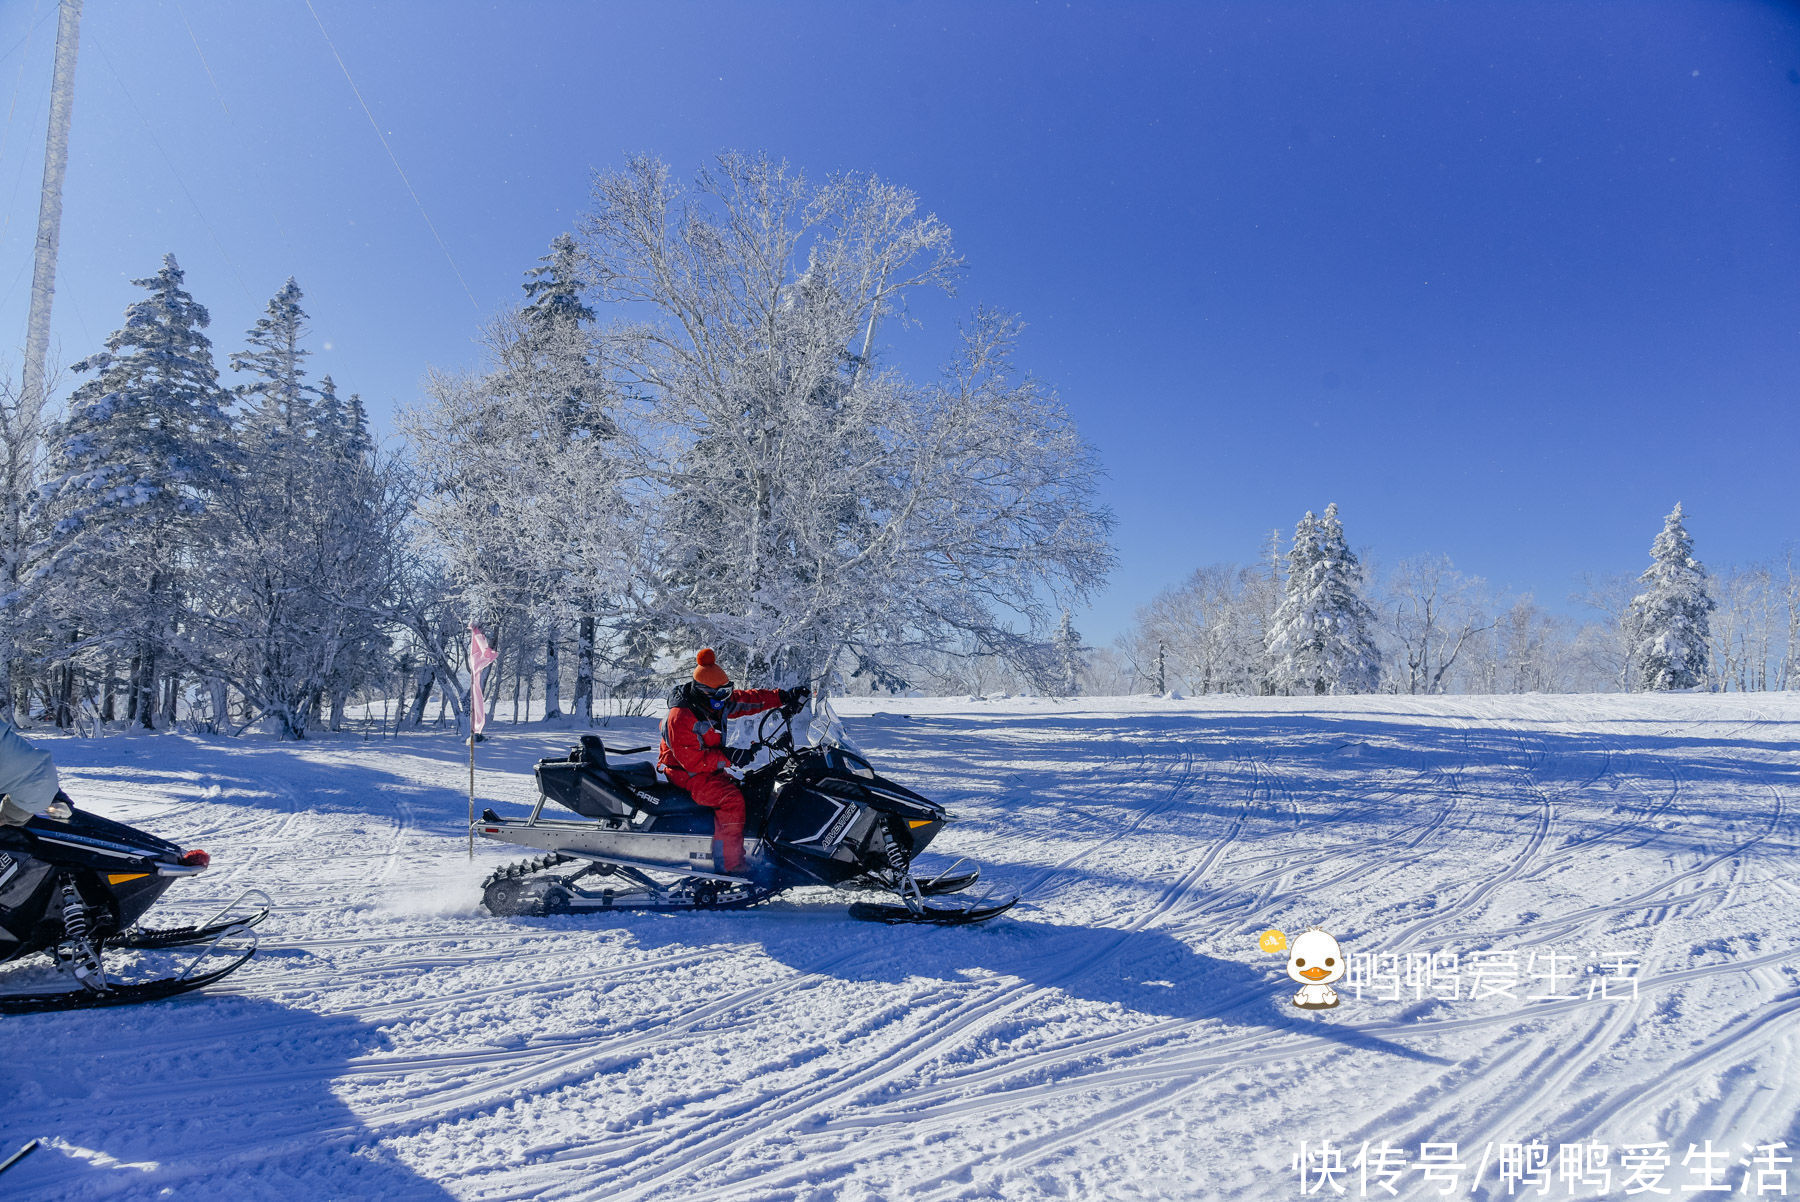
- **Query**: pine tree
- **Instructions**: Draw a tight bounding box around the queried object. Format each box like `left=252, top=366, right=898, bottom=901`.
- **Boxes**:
left=522, top=233, right=594, bottom=333
left=1265, top=503, right=1380, bottom=695
left=1625, top=502, right=1715, bottom=691
left=1052, top=609, right=1084, bottom=696
left=36, top=254, right=231, bottom=727
left=521, top=233, right=601, bottom=716
left=200, top=279, right=399, bottom=737
left=231, top=278, right=317, bottom=453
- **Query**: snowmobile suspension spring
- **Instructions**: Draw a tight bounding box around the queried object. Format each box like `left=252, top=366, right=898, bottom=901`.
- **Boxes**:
left=882, top=824, right=909, bottom=875
left=57, top=877, right=104, bottom=989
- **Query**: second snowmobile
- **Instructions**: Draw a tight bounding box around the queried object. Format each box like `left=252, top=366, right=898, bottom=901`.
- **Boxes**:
left=476, top=706, right=1016, bottom=924
left=0, top=794, right=264, bottom=1014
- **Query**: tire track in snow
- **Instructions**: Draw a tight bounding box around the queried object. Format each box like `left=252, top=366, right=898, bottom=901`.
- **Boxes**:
left=503, top=744, right=1237, bottom=1200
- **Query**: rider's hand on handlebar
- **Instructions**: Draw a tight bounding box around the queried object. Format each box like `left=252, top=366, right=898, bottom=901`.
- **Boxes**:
left=779, top=685, right=811, bottom=715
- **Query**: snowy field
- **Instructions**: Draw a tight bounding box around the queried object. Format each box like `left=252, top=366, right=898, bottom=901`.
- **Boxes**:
left=3, top=693, right=1798, bottom=1200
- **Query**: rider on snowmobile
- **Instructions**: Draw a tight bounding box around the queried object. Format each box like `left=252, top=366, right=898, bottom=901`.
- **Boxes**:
left=659, top=649, right=809, bottom=878
left=0, top=719, right=69, bottom=827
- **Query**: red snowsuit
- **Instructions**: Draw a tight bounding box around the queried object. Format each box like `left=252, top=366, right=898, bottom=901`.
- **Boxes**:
left=659, top=686, right=784, bottom=873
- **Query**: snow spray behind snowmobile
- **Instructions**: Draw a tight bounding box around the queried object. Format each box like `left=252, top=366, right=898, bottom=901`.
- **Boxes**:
left=0, top=795, right=265, bottom=1013
left=475, top=705, right=1016, bottom=924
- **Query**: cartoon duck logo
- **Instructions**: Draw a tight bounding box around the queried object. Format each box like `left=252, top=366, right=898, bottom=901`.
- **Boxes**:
left=1284, top=926, right=1345, bottom=1010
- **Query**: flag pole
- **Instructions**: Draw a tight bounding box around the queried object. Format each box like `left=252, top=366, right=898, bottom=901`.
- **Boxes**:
left=467, top=713, right=475, bottom=860
left=465, top=622, right=498, bottom=861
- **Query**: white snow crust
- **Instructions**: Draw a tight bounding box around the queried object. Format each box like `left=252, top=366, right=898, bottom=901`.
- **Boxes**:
left=2, top=693, right=1797, bottom=1199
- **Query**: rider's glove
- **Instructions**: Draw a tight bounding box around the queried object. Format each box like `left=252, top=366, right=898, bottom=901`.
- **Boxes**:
left=725, top=745, right=755, bottom=767
left=779, top=685, right=812, bottom=715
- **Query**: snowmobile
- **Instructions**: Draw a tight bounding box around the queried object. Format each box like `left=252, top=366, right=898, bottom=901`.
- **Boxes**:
left=475, top=706, right=1016, bottom=925
left=0, top=793, right=265, bottom=1014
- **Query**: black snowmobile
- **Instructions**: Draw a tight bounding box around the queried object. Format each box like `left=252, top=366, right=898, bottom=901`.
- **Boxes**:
left=476, top=706, right=1016, bottom=924
left=0, top=794, right=265, bottom=1014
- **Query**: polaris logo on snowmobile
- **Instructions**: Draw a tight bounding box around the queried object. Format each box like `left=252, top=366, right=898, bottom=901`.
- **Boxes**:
left=818, top=806, right=857, bottom=849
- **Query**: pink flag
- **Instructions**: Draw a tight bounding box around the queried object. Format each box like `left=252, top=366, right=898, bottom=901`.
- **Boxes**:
left=469, top=623, right=498, bottom=734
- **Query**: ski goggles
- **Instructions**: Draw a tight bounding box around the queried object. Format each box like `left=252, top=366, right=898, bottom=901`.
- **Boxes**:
left=698, top=684, right=733, bottom=708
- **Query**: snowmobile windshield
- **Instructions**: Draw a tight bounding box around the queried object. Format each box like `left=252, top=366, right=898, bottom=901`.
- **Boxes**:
left=800, top=697, right=865, bottom=759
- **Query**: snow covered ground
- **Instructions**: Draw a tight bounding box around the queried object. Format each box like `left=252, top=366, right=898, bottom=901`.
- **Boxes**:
left=3, top=693, right=1798, bottom=1200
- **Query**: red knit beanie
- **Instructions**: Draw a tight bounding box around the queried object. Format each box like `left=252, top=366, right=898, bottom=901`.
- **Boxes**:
left=692, top=648, right=730, bottom=689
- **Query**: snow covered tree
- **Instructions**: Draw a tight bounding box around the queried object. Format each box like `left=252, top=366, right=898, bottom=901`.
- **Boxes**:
left=1127, top=563, right=1269, bottom=695
left=1265, top=503, right=1380, bottom=695
left=1052, top=610, right=1084, bottom=696
left=405, top=274, right=625, bottom=726
left=35, top=254, right=231, bottom=727
left=195, top=279, right=404, bottom=737
left=1380, top=555, right=1496, bottom=694
left=522, top=233, right=600, bottom=718
left=576, top=154, right=1112, bottom=689
left=522, top=233, right=593, bottom=334
left=1625, top=502, right=1715, bottom=691
left=0, top=365, right=56, bottom=722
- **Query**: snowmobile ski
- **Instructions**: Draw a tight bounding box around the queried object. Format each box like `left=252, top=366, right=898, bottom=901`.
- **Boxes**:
left=846, top=894, right=1019, bottom=926
left=0, top=939, right=255, bottom=1015
left=919, top=867, right=980, bottom=896
left=110, top=889, right=271, bottom=949
left=841, top=867, right=980, bottom=896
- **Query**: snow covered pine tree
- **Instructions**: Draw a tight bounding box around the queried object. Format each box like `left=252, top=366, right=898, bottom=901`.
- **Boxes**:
left=200, top=279, right=397, bottom=737
left=1625, top=502, right=1715, bottom=691
left=1265, top=503, right=1380, bottom=695
left=1052, top=610, right=1085, bottom=696
left=35, top=254, right=232, bottom=728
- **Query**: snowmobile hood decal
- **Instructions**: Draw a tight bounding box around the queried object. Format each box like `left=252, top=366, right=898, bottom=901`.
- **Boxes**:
left=32, top=831, right=154, bottom=859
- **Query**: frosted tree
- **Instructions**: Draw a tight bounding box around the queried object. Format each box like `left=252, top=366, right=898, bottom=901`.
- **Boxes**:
left=1127, top=564, right=1268, bottom=695
left=197, top=279, right=403, bottom=737
left=1381, top=555, right=1496, bottom=694
left=0, top=366, right=56, bottom=721
left=1625, top=503, right=1715, bottom=691
left=35, top=254, right=231, bottom=727
left=1052, top=610, right=1084, bottom=696
left=405, top=288, right=626, bottom=727
left=1265, top=503, right=1380, bottom=695
left=575, top=154, right=1112, bottom=689
left=520, top=233, right=601, bottom=717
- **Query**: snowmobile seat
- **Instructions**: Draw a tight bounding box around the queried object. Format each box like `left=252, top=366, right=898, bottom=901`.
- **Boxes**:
left=535, top=749, right=709, bottom=821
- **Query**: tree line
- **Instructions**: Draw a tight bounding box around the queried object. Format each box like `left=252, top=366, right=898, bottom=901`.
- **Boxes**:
left=1097, top=501, right=1786, bottom=699
left=0, top=154, right=1114, bottom=735
left=5, top=154, right=1778, bottom=735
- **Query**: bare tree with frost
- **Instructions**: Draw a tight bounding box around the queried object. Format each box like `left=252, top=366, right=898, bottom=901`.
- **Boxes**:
left=1126, top=564, right=1269, bottom=695
left=581, top=156, right=1111, bottom=688
left=1380, top=555, right=1496, bottom=694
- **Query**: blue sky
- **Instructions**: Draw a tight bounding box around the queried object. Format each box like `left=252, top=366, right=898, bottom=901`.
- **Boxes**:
left=2, top=1, right=1796, bottom=640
